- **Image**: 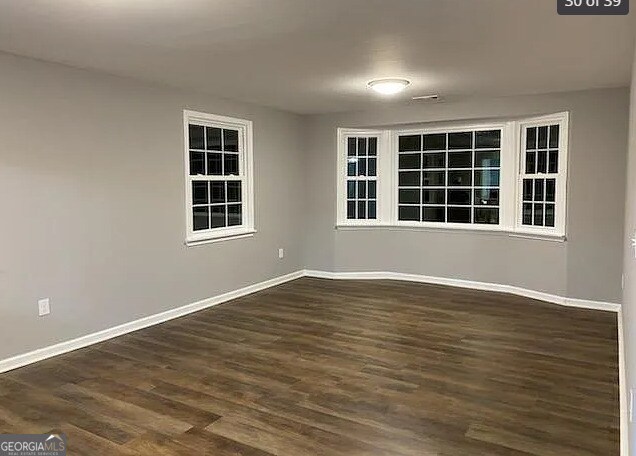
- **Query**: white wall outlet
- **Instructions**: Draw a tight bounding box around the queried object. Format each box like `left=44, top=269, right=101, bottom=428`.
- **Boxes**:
left=278, top=248, right=284, bottom=259
left=38, top=298, right=50, bottom=316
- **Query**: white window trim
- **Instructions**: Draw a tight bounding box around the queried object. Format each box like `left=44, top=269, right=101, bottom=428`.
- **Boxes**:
left=336, top=112, right=569, bottom=240
left=184, top=110, right=255, bottom=245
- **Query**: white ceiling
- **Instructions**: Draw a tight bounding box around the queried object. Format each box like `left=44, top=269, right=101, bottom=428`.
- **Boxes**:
left=0, top=0, right=634, bottom=114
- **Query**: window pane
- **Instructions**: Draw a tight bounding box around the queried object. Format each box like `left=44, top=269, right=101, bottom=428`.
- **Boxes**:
left=475, top=169, right=500, bottom=186
left=422, top=206, right=445, bottom=222
left=347, top=201, right=356, bottom=219
left=537, top=150, right=547, bottom=173
left=525, top=151, right=536, bottom=174
left=523, top=179, right=533, bottom=201
left=448, top=151, right=472, bottom=168
left=546, top=179, right=556, bottom=202
left=368, top=158, right=377, bottom=176
left=368, top=137, right=377, bottom=156
left=548, top=150, right=558, bottom=173
left=347, top=138, right=356, bottom=156
left=522, top=203, right=533, bottom=225
left=193, top=206, right=209, bottom=231
left=526, top=127, right=537, bottom=149
left=422, top=189, right=445, bottom=204
left=368, top=200, right=377, bottom=219
left=211, top=182, right=225, bottom=203
left=190, top=151, right=205, bottom=175
left=475, top=150, right=500, bottom=168
left=228, top=204, right=242, bottom=226
left=448, top=170, right=471, bottom=186
left=211, top=206, right=226, bottom=228
left=474, top=188, right=499, bottom=206
left=475, top=130, right=500, bottom=149
left=399, top=171, right=420, bottom=186
left=534, top=179, right=544, bottom=201
left=422, top=171, right=445, bottom=186
left=192, top=181, right=209, bottom=204
left=368, top=181, right=377, bottom=199
left=206, top=127, right=222, bottom=150
left=358, top=158, right=367, bottom=176
left=357, top=138, right=367, bottom=156
left=223, top=129, right=239, bottom=152
left=533, top=203, right=544, bottom=226
left=538, top=126, right=548, bottom=149
left=399, top=135, right=421, bottom=152
left=207, top=152, right=222, bottom=175
left=347, top=180, right=356, bottom=199
left=224, top=154, right=239, bottom=175
left=347, top=159, right=357, bottom=176
left=448, top=207, right=470, bottom=223
left=398, top=205, right=420, bottom=221
left=549, top=125, right=560, bottom=148
left=399, top=153, right=421, bottom=169
left=423, top=133, right=446, bottom=150
left=448, top=132, right=472, bottom=149
left=399, top=189, right=420, bottom=204
left=189, top=124, right=205, bottom=149
left=227, top=182, right=241, bottom=202
left=474, top=208, right=499, bottom=224
left=422, top=153, right=445, bottom=169
left=545, top=204, right=555, bottom=227
left=447, top=189, right=471, bottom=205
left=357, top=201, right=366, bottom=219
left=357, top=181, right=366, bottom=199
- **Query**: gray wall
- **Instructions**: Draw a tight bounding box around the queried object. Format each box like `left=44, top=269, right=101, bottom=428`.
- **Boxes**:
left=622, top=46, right=636, bottom=455
left=303, top=88, right=629, bottom=303
left=0, top=52, right=305, bottom=360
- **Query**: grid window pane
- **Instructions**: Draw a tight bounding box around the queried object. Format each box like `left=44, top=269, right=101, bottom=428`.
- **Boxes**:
left=399, top=135, right=421, bottom=152
left=474, top=188, right=499, bottom=206
left=189, top=124, right=205, bottom=149
left=223, top=129, right=239, bottom=152
left=423, top=134, right=446, bottom=150
left=228, top=204, right=242, bottom=226
left=522, top=203, right=533, bottom=225
left=526, top=127, right=537, bottom=149
left=525, top=151, right=536, bottom=174
left=538, top=126, right=548, bottom=149
left=368, top=158, right=377, bottom=176
left=357, top=138, right=367, bottom=156
left=533, top=203, right=544, bottom=226
left=357, top=201, right=366, bottom=219
left=447, top=189, right=471, bottom=205
left=368, top=200, right=377, bottom=219
left=422, top=171, right=445, bottom=186
left=192, top=181, right=209, bottom=205
left=545, top=204, right=555, bottom=227
left=449, top=132, right=472, bottom=149
left=546, top=179, right=556, bottom=202
left=398, top=205, right=420, bottom=221
left=368, top=138, right=377, bottom=156
left=190, top=151, right=205, bottom=175
left=344, top=136, right=378, bottom=221
left=399, top=171, right=421, bottom=186
left=475, top=130, right=501, bottom=149
left=399, top=153, right=421, bottom=169
left=475, top=150, right=500, bottom=168
left=399, top=189, right=420, bottom=204
left=448, top=207, right=470, bottom=223
left=357, top=181, right=367, bottom=199
left=206, top=127, right=222, bottom=150
left=347, top=181, right=356, bottom=199
left=224, top=154, right=239, bottom=175
left=474, top=208, right=499, bottom=224
left=347, top=159, right=357, bottom=176
left=475, top=169, right=499, bottom=187
left=548, top=151, right=559, bottom=173
left=523, top=179, right=533, bottom=201
left=211, top=206, right=226, bottom=228
left=448, top=151, right=472, bottom=168
left=448, top=170, right=471, bottom=186
left=347, top=201, right=356, bottom=219
left=534, top=179, right=544, bottom=201
left=207, top=153, right=222, bottom=175
left=422, top=189, right=445, bottom=204
left=422, top=153, right=445, bottom=169
left=549, top=125, right=560, bottom=148
left=211, top=182, right=225, bottom=203
left=368, top=181, right=377, bottom=199
left=227, top=182, right=241, bottom=202
left=193, top=206, right=209, bottom=231
left=537, top=150, right=547, bottom=173
left=422, top=206, right=445, bottom=222
left=348, top=138, right=356, bottom=156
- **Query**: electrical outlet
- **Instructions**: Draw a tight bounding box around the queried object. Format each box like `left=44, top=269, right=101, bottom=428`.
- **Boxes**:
left=38, top=298, right=50, bottom=316
left=278, top=248, right=284, bottom=259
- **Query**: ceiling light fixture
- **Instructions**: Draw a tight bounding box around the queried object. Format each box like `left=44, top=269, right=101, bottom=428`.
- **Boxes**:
left=367, top=78, right=410, bottom=96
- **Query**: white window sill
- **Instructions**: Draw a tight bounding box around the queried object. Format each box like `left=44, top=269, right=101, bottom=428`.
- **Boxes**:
left=335, top=224, right=566, bottom=242
left=185, top=230, right=256, bottom=247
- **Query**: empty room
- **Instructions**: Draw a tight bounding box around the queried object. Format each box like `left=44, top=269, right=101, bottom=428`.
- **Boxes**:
left=1, top=1, right=636, bottom=455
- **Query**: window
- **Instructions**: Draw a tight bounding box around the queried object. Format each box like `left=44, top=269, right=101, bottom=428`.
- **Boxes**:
left=336, top=112, right=568, bottom=238
left=184, top=110, right=254, bottom=244
left=397, top=129, right=501, bottom=225
left=517, top=114, right=568, bottom=235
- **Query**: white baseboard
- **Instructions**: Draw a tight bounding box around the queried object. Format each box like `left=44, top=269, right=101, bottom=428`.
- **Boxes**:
left=0, top=270, right=305, bottom=374
left=303, top=269, right=621, bottom=312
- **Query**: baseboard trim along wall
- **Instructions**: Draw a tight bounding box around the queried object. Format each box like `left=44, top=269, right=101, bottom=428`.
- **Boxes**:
left=0, top=270, right=305, bottom=374
left=0, top=268, right=620, bottom=374
left=303, top=270, right=621, bottom=313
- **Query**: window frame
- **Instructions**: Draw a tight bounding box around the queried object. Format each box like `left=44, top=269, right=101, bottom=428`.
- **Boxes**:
left=336, top=113, right=569, bottom=239
left=515, top=112, right=569, bottom=237
left=184, top=110, right=255, bottom=245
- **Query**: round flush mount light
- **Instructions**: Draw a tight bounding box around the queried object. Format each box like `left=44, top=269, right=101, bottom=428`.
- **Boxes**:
left=367, top=78, right=410, bottom=95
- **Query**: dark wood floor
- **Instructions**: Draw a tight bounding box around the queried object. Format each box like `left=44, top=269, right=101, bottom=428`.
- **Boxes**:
left=0, top=278, right=619, bottom=455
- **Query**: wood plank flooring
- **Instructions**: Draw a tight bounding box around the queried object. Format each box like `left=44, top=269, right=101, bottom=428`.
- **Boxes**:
left=0, top=277, right=619, bottom=455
